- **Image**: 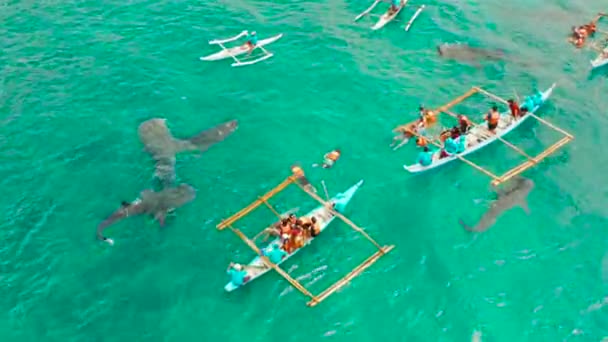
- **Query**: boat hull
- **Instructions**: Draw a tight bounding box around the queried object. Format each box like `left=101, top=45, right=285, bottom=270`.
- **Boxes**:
left=591, top=48, right=608, bottom=69
left=403, top=84, right=556, bottom=173
left=200, top=34, right=283, bottom=61
left=371, top=0, right=407, bottom=30
left=224, top=180, right=364, bottom=292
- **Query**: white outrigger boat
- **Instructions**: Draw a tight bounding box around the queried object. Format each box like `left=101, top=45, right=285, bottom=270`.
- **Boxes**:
left=216, top=167, right=394, bottom=307
left=590, top=45, right=608, bottom=69
left=200, top=31, right=283, bottom=67
left=397, top=84, right=574, bottom=186
left=224, top=180, right=363, bottom=292
left=354, top=0, right=425, bottom=32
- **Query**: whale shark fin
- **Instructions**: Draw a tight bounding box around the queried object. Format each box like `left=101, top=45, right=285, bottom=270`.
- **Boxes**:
left=183, top=119, right=238, bottom=153
left=155, top=210, right=167, bottom=227
left=519, top=200, right=530, bottom=215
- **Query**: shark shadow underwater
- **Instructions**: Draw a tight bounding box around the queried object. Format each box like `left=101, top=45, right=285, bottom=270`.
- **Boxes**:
left=459, top=177, right=534, bottom=232
left=96, top=118, right=238, bottom=245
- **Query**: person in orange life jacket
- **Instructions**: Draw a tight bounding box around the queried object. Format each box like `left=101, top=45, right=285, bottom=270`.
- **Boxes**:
left=313, top=149, right=341, bottom=168
left=485, top=105, right=500, bottom=132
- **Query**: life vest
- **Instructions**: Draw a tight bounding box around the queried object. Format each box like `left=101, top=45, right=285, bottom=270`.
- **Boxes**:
left=424, top=111, right=437, bottom=125
left=416, top=137, right=428, bottom=147
left=488, top=111, right=500, bottom=125
left=326, top=150, right=340, bottom=161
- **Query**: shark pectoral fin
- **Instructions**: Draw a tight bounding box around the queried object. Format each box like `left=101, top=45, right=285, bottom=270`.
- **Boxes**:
left=520, top=201, right=531, bottom=215
left=156, top=211, right=167, bottom=227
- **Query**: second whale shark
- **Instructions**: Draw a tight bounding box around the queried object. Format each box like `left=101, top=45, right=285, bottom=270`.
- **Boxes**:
left=459, top=177, right=534, bottom=232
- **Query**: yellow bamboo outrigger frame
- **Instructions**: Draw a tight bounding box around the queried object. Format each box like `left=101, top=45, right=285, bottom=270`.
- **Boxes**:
left=393, top=86, right=574, bottom=186
left=216, top=167, right=395, bottom=307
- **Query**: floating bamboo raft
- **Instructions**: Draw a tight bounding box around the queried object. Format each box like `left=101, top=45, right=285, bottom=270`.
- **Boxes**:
left=217, top=167, right=394, bottom=307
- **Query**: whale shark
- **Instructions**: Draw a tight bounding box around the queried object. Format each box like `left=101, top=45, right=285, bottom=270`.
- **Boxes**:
left=459, top=177, right=534, bottom=232
left=437, top=43, right=505, bottom=66
left=97, top=184, right=196, bottom=245
left=138, top=118, right=238, bottom=185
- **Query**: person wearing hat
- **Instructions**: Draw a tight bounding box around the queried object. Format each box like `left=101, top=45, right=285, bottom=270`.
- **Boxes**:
left=227, top=262, right=249, bottom=286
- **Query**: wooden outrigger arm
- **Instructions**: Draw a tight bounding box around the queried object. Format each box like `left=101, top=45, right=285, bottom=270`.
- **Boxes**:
left=217, top=176, right=295, bottom=230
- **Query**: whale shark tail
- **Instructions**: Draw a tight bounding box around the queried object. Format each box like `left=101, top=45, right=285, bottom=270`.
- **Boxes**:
left=458, top=218, right=476, bottom=232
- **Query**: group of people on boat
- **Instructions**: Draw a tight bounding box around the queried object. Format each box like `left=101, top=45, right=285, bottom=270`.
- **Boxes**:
left=409, top=93, right=542, bottom=167
left=267, top=213, right=322, bottom=254
left=225, top=212, right=324, bottom=286
left=243, top=30, right=258, bottom=53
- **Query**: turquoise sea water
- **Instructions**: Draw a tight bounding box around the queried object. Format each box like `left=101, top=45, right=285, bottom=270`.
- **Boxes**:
left=2, top=0, right=608, bottom=341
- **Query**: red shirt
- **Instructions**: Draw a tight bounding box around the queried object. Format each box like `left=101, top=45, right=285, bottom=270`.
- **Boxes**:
left=509, top=102, right=520, bottom=117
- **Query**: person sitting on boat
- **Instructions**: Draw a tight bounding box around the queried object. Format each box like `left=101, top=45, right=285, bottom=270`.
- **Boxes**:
left=245, top=31, right=258, bottom=53
left=456, top=135, right=467, bottom=153
left=416, top=136, right=428, bottom=147
left=417, top=146, right=434, bottom=166
left=227, top=262, right=250, bottom=286
left=458, top=114, right=472, bottom=133
left=313, top=149, right=341, bottom=169
left=262, top=243, right=288, bottom=264
left=310, top=216, right=320, bottom=237
left=279, top=218, right=292, bottom=235
left=444, top=136, right=459, bottom=155
left=507, top=99, right=521, bottom=119
left=485, top=105, right=500, bottom=132
left=389, top=0, right=401, bottom=14
left=422, top=109, right=437, bottom=127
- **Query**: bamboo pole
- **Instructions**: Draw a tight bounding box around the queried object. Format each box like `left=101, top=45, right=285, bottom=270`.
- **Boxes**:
left=307, top=245, right=395, bottom=307
left=228, top=225, right=319, bottom=303
left=217, top=177, right=294, bottom=230
left=528, top=113, right=574, bottom=139
left=407, top=129, right=502, bottom=181
left=474, top=87, right=509, bottom=105
left=293, top=181, right=385, bottom=252
left=260, top=197, right=282, bottom=219
left=435, top=88, right=479, bottom=112
left=442, top=110, right=537, bottom=163
left=492, top=136, right=573, bottom=186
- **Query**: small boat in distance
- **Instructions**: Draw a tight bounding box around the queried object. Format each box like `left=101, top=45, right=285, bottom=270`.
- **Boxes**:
left=200, top=31, right=283, bottom=67
left=372, top=0, right=408, bottom=31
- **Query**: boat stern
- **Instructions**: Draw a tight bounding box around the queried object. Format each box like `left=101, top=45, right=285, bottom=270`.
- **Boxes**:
left=332, top=180, right=364, bottom=212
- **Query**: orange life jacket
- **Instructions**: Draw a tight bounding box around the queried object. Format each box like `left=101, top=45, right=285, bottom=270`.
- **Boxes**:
left=416, top=137, right=428, bottom=147
left=488, top=111, right=500, bottom=125
left=326, top=151, right=340, bottom=161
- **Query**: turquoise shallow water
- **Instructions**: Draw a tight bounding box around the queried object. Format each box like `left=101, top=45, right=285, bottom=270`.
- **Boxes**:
left=2, top=0, right=608, bottom=341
